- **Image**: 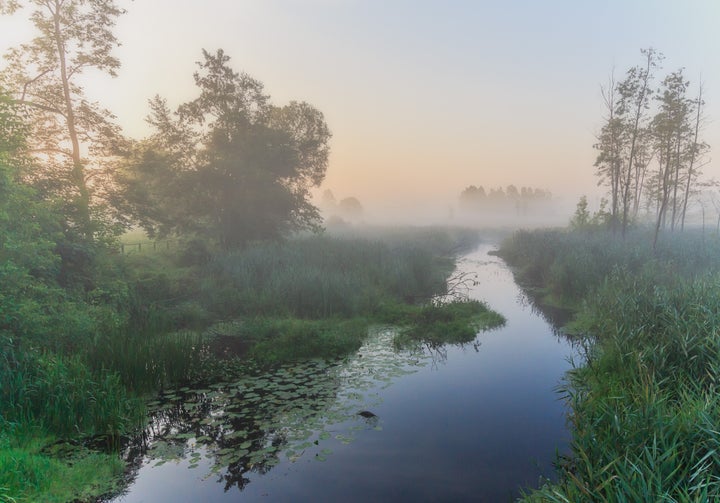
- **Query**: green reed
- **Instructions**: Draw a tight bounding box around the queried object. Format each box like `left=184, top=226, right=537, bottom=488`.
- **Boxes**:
left=200, top=232, right=459, bottom=319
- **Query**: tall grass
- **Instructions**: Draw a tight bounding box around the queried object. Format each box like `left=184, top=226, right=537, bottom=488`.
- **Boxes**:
left=85, top=328, right=207, bottom=392
left=0, top=424, right=124, bottom=502
left=499, top=228, right=720, bottom=303
left=200, top=233, right=459, bottom=319
left=503, top=229, right=720, bottom=501
left=0, top=339, right=143, bottom=439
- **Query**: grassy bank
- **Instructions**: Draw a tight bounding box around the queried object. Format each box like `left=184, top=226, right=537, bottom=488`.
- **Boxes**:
left=499, top=228, right=720, bottom=501
left=1, top=226, right=486, bottom=501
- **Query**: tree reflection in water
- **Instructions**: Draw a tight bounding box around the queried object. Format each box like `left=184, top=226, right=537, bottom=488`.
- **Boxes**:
left=116, top=328, right=431, bottom=494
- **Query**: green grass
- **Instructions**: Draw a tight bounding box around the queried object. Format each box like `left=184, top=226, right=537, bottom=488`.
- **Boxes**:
left=0, top=424, right=124, bottom=503
left=85, top=328, right=208, bottom=392
left=0, top=341, right=144, bottom=440
left=216, top=317, right=371, bottom=365
left=200, top=233, right=458, bottom=319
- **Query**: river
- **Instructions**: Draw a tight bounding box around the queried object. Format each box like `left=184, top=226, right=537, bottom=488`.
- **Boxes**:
left=111, top=243, right=576, bottom=502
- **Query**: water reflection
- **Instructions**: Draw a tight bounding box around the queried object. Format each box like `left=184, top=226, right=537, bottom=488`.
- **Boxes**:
left=112, top=329, right=430, bottom=500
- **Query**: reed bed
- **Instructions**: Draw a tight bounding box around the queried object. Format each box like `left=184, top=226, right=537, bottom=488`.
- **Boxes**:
left=200, top=233, right=457, bottom=319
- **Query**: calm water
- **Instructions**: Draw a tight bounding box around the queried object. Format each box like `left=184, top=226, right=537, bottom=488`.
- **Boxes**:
left=111, top=243, right=576, bottom=502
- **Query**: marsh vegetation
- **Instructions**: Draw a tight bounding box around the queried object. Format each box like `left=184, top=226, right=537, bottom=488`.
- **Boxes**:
left=2, top=224, right=502, bottom=501
left=500, top=228, right=720, bottom=501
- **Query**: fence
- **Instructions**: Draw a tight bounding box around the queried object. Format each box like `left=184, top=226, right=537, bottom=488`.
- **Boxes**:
left=119, top=239, right=179, bottom=255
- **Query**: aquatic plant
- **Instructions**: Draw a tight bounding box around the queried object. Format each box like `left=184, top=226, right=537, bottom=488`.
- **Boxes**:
left=127, top=329, right=427, bottom=490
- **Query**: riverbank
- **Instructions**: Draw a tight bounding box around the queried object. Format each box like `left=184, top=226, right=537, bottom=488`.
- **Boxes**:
left=1, top=226, right=499, bottom=502
left=498, top=228, right=720, bottom=501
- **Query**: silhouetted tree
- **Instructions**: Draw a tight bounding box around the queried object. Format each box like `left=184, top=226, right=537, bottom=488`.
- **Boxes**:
left=651, top=70, right=692, bottom=247
left=595, top=49, right=660, bottom=236
left=121, top=49, right=331, bottom=249
left=594, top=50, right=709, bottom=245
left=338, top=196, right=363, bottom=220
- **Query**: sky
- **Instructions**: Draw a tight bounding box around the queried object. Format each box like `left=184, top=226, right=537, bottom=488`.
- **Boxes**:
left=1, top=0, right=720, bottom=223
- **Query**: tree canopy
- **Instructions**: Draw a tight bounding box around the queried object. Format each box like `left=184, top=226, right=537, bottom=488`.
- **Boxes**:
left=0, top=0, right=127, bottom=239
left=121, top=49, right=331, bottom=249
left=593, top=48, right=708, bottom=243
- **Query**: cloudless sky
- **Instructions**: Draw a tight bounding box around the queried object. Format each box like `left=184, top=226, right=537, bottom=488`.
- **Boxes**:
left=2, top=0, right=719, bottom=221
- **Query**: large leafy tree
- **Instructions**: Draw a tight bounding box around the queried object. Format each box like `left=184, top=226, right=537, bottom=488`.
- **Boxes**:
left=121, top=49, right=331, bottom=249
left=0, top=0, right=127, bottom=239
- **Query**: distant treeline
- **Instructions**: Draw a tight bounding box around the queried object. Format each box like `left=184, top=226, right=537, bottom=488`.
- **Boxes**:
left=459, top=184, right=552, bottom=214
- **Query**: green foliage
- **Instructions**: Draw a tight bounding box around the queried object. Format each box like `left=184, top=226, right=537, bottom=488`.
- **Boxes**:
left=85, top=329, right=208, bottom=393
left=497, top=227, right=708, bottom=303
left=0, top=341, right=143, bottom=438
left=569, top=196, right=611, bottom=231
left=1, top=0, right=127, bottom=238
left=241, top=318, right=369, bottom=365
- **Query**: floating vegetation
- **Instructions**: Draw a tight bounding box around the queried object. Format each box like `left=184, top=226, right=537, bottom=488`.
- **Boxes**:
left=126, top=328, right=429, bottom=492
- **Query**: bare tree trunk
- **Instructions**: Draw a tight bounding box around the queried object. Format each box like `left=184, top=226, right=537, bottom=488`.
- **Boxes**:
left=670, top=131, right=682, bottom=231
left=621, top=52, right=654, bottom=237
left=52, top=0, right=90, bottom=235
left=680, top=85, right=703, bottom=231
left=654, top=148, right=673, bottom=249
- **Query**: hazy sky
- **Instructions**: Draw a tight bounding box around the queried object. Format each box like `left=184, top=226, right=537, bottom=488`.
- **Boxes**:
left=2, top=0, right=719, bottom=220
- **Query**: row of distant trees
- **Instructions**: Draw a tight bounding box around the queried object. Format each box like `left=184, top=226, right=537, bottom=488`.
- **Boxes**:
left=459, top=184, right=552, bottom=215
left=593, top=48, right=709, bottom=246
left=0, top=0, right=330, bottom=254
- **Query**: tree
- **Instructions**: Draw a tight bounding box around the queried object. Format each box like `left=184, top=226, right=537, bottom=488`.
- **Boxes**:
left=320, top=189, right=337, bottom=213
left=679, top=84, right=707, bottom=230
left=0, top=90, right=65, bottom=343
left=650, top=70, right=692, bottom=248
left=569, top=196, right=591, bottom=230
left=594, top=50, right=709, bottom=245
left=338, top=196, right=363, bottom=220
left=121, top=49, right=331, bottom=249
left=0, top=0, right=126, bottom=239
left=594, top=72, right=621, bottom=233
left=616, top=48, right=659, bottom=237
left=595, top=49, right=661, bottom=237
